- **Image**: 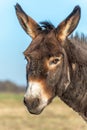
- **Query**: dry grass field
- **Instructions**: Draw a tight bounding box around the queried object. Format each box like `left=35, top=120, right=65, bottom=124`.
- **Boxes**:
left=0, top=93, right=87, bottom=130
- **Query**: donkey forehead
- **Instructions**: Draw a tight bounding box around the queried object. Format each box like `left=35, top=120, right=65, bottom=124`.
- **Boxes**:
left=24, top=33, right=62, bottom=58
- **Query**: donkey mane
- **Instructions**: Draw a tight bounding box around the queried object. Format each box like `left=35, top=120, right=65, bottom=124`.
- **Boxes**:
left=65, top=36, right=87, bottom=65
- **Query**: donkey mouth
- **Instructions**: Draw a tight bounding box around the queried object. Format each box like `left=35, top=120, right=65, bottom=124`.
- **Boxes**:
left=26, top=99, right=53, bottom=115
left=25, top=105, right=45, bottom=115
left=27, top=107, right=44, bottom=115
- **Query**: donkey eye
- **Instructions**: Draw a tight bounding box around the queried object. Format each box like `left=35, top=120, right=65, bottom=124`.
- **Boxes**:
left=47, top=55, right=63, bottom=69
left=50, top=58, right=59, bottom=65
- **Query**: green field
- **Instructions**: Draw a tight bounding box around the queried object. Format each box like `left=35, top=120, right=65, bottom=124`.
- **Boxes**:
left=0, top=93, right=87, bottom=130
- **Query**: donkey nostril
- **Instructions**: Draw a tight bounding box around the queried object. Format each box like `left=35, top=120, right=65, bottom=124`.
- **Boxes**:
left=23, top=97, right=40, bottom=109
left=23, top=98, right=26, bottom=105
left=23, top=97, right=27, bottom=105
left=31, top=98, right=40, bottom=109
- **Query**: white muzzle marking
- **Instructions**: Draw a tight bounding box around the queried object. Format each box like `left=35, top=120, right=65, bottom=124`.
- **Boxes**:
left=25, top=82, right=41, bottom=98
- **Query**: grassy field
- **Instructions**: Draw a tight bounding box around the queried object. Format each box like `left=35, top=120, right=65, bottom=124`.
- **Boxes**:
left=0, top=93, right=87, bottom=130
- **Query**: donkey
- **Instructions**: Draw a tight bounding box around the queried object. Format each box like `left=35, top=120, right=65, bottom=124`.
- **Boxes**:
left=15, top=3, right=87, bottom=121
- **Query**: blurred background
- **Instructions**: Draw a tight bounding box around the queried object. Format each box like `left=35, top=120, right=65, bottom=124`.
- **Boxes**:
left=0, top=0, right=87, bottom=130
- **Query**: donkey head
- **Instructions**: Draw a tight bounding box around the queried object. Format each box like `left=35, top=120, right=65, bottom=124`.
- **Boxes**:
left=15, top=4, right=81, bottom=114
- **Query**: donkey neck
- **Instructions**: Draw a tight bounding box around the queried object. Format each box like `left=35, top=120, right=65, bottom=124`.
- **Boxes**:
left=65, top=39, right=87, bottom=65
left=60, top=39, right=87, bottom=121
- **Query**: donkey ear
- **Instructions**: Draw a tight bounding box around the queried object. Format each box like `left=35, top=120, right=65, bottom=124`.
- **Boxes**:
left=56, top=6, right=81, bottom=43
left=15, top=3, right=41, bottom=39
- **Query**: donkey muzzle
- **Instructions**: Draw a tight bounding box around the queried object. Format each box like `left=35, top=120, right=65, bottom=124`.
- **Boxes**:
left=23, top=97, right=41, bottom=114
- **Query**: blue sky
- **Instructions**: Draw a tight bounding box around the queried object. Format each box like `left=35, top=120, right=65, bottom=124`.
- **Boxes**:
left=0, top=0, right=87, bottom=86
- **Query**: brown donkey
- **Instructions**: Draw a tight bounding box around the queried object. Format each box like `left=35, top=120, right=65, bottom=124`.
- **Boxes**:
left=15, top=4, right=87, bottom=121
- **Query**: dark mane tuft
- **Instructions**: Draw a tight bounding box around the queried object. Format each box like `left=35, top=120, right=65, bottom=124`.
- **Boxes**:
left=40, top=21, right=55, bottom=32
